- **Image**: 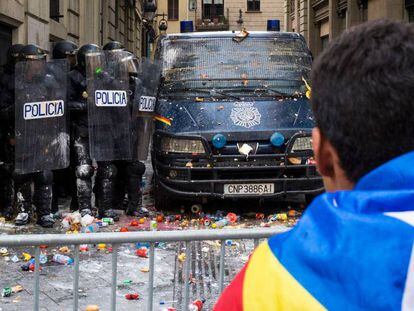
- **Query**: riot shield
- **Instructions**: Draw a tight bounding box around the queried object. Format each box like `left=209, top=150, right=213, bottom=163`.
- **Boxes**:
left=14, top=59, right=69, bottom=175
left=86, top=50, right=132, bottom=161
left=132, top=58, right=161, bottom=160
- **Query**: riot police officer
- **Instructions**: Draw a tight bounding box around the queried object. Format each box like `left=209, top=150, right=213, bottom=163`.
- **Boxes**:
left=0, top=44, right=23, bottom=220
left=51, top=40, right=78, bottom=213
left=102, top=43, right=146, bottom=216
left=67, top=44, right=99, bottom=217
left=13, top=44, right=58, bottom=227
left=52, top=40, right=78, bottom=70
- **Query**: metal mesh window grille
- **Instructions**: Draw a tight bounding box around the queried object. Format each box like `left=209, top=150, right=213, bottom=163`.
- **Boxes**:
left=161, top=37, right=312, bottom=93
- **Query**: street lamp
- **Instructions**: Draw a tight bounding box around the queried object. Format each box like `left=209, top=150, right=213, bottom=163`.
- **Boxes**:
left=143, top=0, right=157, bottom=22
left=236, top=9, right=244, bottom=27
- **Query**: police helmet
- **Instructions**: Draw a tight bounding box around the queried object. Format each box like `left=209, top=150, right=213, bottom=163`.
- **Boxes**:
left=77, top=43, right=101, bottom=70
left=52, top=40, right=78, bottom=59
left=21, top=44, right=47, bottom=60
left=123, top=51, right=139, bottom=76
left=6, top=44, right=24, bottom=64
left=103, top=41, right=125, bottom=51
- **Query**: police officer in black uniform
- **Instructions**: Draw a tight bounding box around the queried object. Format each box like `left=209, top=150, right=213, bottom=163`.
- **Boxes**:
left=13, top=44, right=57, bottom=227
left=67, top=43, right=99, bottom=217
left=51, top=40, right=78, bottom=214
left=103, top=42, right=146, bottom=216
left=0, top=44, right=23, bottom=221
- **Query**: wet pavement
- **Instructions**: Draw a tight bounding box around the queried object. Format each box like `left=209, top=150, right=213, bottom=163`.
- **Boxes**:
left=0, top=168, right=306, bottom=310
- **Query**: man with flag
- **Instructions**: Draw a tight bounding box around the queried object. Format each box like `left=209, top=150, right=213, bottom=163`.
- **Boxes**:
left=214, top=20, right=414, bottom=311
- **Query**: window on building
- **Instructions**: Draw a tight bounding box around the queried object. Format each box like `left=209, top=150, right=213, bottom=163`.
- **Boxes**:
left=0, top=23, right=12, bottom=66
left=202, top=0, right=224, bottom=20
left=290, top=0, right=295, bottom=13
left=321, top=35, right=329, bottom=51
left=50, top=0, right=60, bottom=22
left=168, top=0, right=179, bottom=20
left=247, top=0, right=260, bottom=12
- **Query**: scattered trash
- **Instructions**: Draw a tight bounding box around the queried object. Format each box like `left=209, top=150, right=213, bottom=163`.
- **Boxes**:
left=140, top=267, right=149, bottom=273
left=150, top=220, right=157, bottom=231
left=22, top=252, right=31, bottom=261
left=80, top=214, right=95, bottom=227
left=212, top=219, right=228, bottom=229
left=120, top=227, right=129, bottom=232
left=123, top=280, right=133, bottom=285
left=136, top=248, right=148, bottom=258
left=178, top=253, right=186, bottom=263
left=97, top=244, right=106, bottom=250
left=85, top=305, right=100, bottom=311
left=156, top=214, right=164, bottom=223
left=226, top=212, right=238, bottom=224
left=102, top=218, right=114, bottom=225
left=11, top=255, right=20, bottom=263
left=59, top=246, right=70, bottom=254
left=11, top=285, right=23, bottom=293
left=79, top=244, right=89, bottom=252
left=2, top=287, right=12, bottom=297
left=255, top=213, right=265, bottom=220
left=0, top=248, right=9, bottom=256
left=52, top=254, right=73, bottom=265
left=130, top=220, right=139, bottom=227
left=125, top=293, right=139, bottom=300
left=189, top=299, right=205, bottom=311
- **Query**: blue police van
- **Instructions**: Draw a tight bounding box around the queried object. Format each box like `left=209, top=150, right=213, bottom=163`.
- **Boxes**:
left=152, top=28, right=323, bottom=209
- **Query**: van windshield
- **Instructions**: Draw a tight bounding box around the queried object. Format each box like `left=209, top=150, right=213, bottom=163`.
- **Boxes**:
left=159, top=35, right=312, bottom=98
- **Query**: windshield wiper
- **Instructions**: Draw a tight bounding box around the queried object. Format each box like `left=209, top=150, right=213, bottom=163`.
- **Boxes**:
left=163, top=86, right=241, bottom=101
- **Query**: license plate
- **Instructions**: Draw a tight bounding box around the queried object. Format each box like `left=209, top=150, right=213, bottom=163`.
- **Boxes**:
left=223, top=183, right=274, bottom=195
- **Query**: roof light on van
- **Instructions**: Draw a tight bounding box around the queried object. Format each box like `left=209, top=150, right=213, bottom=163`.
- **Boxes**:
left=180, top=21, right=194, bottom=33
left=267, top=20, right=280, bottom=32
left=270, top=132, right=285, bottom=147
left=212, top=134, right=227, bottom=149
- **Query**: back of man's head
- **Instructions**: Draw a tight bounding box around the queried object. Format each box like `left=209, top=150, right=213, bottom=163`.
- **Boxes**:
left=311, top=20, right=414, bottom=183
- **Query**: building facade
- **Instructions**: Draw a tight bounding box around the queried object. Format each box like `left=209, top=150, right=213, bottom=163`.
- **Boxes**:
left=285, top=0, right=414, bottom=56
left=154, top=0, right=285, bottom=34
left=0, top=0, right=146, bottom=66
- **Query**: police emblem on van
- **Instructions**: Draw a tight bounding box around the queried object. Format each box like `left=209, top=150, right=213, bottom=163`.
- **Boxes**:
left=230, top=102, right=261, bottom=128
left=23, top=100, right=64, bottom=120
left=95, top=90, right=127, bottom=107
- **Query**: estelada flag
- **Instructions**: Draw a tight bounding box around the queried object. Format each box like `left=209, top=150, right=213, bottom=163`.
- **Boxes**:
left=215, top=151, right=414, bottom=311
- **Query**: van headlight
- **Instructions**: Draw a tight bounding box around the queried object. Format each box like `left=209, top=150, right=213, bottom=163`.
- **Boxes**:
left=291, top=136, right=313, bottom=152
left=161, top=137, right=206, bottom=154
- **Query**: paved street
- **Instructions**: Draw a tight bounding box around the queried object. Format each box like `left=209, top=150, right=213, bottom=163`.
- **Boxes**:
left=0, top=165, right=302, bottom=311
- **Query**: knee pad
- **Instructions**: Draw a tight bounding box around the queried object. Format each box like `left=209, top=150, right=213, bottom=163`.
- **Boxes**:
left=97, top=163, right=117, bottom=179
left=75, top=164, right=94, bottom=179
left=127, top=161, right=145, bottom=177
left=34, top=170, right=53, bottom=185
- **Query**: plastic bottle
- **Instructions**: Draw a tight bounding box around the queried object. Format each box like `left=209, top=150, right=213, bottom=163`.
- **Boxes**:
left=212, top=219, right=228, bottom=229
left=188, top=299, right=204, bottom=311
left=82, top=223, right=99, bottom=233
left=39, top=252, right=48, bottom=264
left=52, top=254, right=73, bottom=265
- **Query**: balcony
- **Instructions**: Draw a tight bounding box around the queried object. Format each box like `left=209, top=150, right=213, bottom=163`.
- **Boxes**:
left=195, top=15, right=229, bottom=32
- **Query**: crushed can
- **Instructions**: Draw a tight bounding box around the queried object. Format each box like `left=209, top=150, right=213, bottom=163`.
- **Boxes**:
left=2, top=287, right=12, bottom=297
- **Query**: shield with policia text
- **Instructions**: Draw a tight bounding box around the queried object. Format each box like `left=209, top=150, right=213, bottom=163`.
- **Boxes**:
left=132, top=58, right=161, bottom=160
left=86, top=50, right=132, bottom=161
left=14, top=59, right=70, bottom=175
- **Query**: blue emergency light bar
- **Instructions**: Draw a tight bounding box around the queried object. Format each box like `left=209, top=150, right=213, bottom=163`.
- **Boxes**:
left=267, top=20, right=280, bottom=32
left=180, top=21, right=194, bottom=33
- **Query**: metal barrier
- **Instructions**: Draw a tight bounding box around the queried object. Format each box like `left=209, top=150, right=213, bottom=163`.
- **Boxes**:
left=0, top=228, right=287, bottom=311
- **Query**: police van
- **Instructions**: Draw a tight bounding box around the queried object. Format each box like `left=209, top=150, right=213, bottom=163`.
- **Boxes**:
left=152, top=25, right=323, bottom=209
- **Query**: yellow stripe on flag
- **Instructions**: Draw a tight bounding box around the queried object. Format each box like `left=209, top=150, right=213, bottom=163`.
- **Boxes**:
left=243, top=242, right=326, bottom=311
left=154, top=115, right=172, bottom=126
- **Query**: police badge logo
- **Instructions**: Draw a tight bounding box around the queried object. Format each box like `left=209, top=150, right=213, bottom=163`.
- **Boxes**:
left=230, top=102, right=261, bottom=128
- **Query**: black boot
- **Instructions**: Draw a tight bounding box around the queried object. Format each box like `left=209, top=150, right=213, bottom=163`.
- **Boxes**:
left=96, top=162, right=119, bottom=221
left=34, top=171, right=55, bottom=228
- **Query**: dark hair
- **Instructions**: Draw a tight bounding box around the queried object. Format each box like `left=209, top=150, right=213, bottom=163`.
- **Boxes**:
left=311, top=20, right=414, bottom=182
